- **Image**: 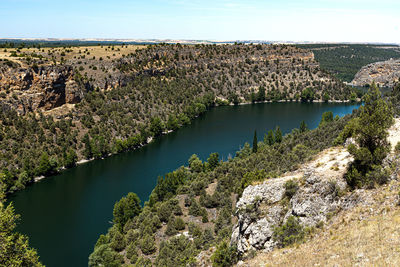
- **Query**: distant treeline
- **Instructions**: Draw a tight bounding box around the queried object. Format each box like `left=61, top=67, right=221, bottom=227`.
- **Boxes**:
left=0, top=40, right=152, bottom=49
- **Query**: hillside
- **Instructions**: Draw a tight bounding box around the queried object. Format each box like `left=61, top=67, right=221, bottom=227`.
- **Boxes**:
left=0, top=43, right=356, bottom=197
left=351, top=59, right=400, bottom=87
left=296, top=44, right=400, bottom=82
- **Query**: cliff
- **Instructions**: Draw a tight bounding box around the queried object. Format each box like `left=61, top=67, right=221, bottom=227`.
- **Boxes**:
left=0, top=64, right=87, bottom=115
left=232, top=119, right=400, bottom=266
left=351, top=59, right=400, bottom=87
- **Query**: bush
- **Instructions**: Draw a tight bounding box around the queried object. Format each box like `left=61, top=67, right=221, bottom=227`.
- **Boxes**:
left=395, top=142, right=400, bottom=153
left=88, top=244, right=124, bottom=267
left=273, top=215, right=304, bottom=247
left=211, top=241, right=238, bottom=267
left=140, top=234, right=156, bottom=255
left=156, top=236, right=196, bottom=267
left=284, top=179, right=299, bottom=199
left=126, top=243, right=138, bottom=264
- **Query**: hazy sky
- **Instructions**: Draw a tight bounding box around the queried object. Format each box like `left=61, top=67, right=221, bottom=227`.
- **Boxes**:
left=1, top=0, right=399, bottom=43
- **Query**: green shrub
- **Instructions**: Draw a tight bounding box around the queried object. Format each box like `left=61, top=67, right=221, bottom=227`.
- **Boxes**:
left=211, top=241, right=238, bottom=267
left=126, top=243, right=138, bottom=264
left=140, top=234, right=156, bottom=255
left=284, top=179, right=299, bottom=199
left=273, top=215, right=304, bottom=247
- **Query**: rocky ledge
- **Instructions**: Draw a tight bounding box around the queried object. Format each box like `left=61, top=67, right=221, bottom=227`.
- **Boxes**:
left=0, top=65, right=88, bottom=115
left=231, top=146, right=379, bottom=255
left=351, top=59, right=400, bottom=88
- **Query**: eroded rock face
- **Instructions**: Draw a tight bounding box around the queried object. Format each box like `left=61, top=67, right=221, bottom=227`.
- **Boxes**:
left=0, top=65, right=87, bottom=114
left=351, top=59, right=400, bottom=87
left=231, top=167, right=353, bottom=255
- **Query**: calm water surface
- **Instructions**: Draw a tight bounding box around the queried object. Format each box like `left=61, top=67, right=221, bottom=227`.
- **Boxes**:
left=9, top=102, right=360, bottom=267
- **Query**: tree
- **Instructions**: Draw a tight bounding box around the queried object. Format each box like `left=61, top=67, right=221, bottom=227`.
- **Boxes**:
left=165, top=215, right=178, bottom=236
left=88, top=244, right=123, bottom=267
left=166, top=114, right=179, bottom=131
left=319, top=111, right=334, bottom=127
left=207, top=152, right=219, bottom=171
left=273, top=216, right=304, bottom=248
left=346, top=82, right=393, bottom=188
left=36, top=152, right=57, bottom=176
left=299, top=120, right=308, bottom=133
left=188, top=154, right=203, bottom=172
left=264, top=130, right=274, bottom=145
left=275, top=126, right=282, bottom=143
left=300, top=87, right=315, bottom=102
left=252, top=130, right=258, bottom=153
left=140, top=234, right=156, bottom=255
left=64, top=148, right=77, bottom=168
left=257, top=86, right=266, bottom=101
left=0, top=203, right=43, bottom=266
left=113, top=193, right=142, bottom=229
left=150, top=116, right=163, bottom=137
left=83, top=133, right=92, bottom=159
left=211, top=241, right=238, bottom=267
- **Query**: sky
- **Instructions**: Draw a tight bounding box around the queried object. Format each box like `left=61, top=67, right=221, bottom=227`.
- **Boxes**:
left=0, top=0, right=399, bottom=43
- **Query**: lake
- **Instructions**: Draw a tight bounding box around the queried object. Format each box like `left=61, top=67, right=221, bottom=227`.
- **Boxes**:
left=9, top=102, right=360, bottom=267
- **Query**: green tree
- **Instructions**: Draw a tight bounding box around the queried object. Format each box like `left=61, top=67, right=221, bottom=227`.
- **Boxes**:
left=150, top=116, right=163, bottom=137
left=211, top=241, right=238, bottom=267
left=319, top=111, right=334, bottom=127
left=64, top=148, right=77, bottom=168
left=299, top=120, right=308, bottom=133
left=88, top=244, right=123, bottom=267
left=264, top=130, right=275, bottom=145
left=273, top=216, right=304, bottom=248
left=166, top=114, right=179, bottom=131
left=207, top=152, right=219, bottom=171
left=257, top=86, right=266, bottom=101
left=0, top=203, right=43, bottom=266
left=165, top=215, right=178, bottom=236
left=275, top=126, right=282, bottom=143
left=83, top=133, right=92, bottom=159
left=188, top=154, right=203, bottom=172
left=346, top=83, right=393, bottom=188
left=252, top=130, right=258, bottom=153
left=36, top=152, right=57, bottom=176
left=113, top=192, right=142, bottom=229
left=140, top=234, right=156, bottom=255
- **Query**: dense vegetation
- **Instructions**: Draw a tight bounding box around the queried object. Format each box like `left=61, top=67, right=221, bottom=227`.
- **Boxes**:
left=296, top=44, right=400, bottom=82
left=0, top=44, right=357, bottom=197
left=89, top=112, right=353, bottom=266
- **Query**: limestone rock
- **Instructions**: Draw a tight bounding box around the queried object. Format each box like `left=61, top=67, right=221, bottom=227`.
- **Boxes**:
left=351, top=59, right=400, bottom=87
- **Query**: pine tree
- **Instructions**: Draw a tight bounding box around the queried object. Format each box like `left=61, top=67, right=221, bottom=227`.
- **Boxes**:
left=264, top=130, right=275, bottom=145
left=300, top=121, right=307, bottom=133
left=275, top=126, right=282, bottom=143
left=346, top=82, right=393, bottom=187
left=252, top=130, right=258, bottom=153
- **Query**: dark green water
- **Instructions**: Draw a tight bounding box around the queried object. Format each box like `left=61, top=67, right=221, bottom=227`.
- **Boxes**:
left=9, top=102, right=359, bottom=267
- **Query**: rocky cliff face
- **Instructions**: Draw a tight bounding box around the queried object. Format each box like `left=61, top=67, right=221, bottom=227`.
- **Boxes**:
left=351, top=59, right=400, bottom=87
left=232, top=147, right=361, bottom=255
left=232, top=119, right=400, bottom=257
left=0, top=65, right=87, bottom=115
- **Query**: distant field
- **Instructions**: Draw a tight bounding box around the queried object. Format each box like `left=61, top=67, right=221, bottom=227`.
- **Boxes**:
left=296, top=44, right=400, bottom=82
left=0, top=44, right=146, bottom=67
